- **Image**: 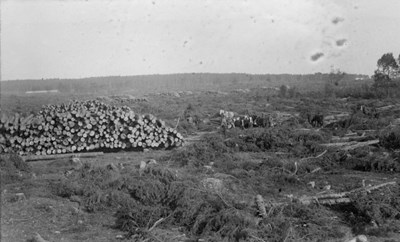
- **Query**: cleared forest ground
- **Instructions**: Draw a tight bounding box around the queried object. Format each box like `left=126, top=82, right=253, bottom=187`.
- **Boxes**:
left=1, top=86, right=400, bottom=242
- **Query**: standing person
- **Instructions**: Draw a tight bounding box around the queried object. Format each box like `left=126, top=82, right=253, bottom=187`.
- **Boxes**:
left=221, top=116, right=228, bottom=134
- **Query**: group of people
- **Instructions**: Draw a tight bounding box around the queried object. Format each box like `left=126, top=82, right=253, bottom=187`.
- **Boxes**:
left=219, top=110, right=276, bottom=130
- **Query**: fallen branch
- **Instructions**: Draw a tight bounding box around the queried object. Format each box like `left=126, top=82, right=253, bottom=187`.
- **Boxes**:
left=331, top=136, right=374, bottom=143
left=324, top=113, right=350, bottom=121
left=299, top=150, right=327, bottom=163
left=148, top=218, right=165, bottom=232
left=342, top=140, right=379, bottom=151
left=376, top=104, right=400, bottom=112
left=23, top=152, right=104, bottom=162
left=353, top=130, right=377, bottom=135
left=174, top=116, right=181, bottom=130
left=345, top=132, right=359, bottom=137
left=297, top=181, right=397, bottom=206
left=320, top=139, right=379, bottom=150
left=295, top=128, right=313, bottom=132
left=323, top=113, right=350, bottom=125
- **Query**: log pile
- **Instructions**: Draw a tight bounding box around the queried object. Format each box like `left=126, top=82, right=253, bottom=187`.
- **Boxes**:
left=0, top=100, right=184, bottom=155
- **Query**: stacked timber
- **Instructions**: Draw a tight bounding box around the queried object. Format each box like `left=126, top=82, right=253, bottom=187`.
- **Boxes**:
left=0, top=100, right=183, bottom=155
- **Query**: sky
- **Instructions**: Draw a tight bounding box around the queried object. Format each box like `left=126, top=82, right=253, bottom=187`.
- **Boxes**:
left=1, top=0, right=400, bottom=80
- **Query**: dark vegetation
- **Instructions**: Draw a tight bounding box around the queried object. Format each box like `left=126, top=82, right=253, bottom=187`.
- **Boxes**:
left=2, top=73, right=367, bottom=95
left=48, top=123, right=400, bottom=241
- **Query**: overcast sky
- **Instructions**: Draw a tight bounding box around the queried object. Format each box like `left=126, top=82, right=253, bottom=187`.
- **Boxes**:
left=1, top=0, right=400, bottom=80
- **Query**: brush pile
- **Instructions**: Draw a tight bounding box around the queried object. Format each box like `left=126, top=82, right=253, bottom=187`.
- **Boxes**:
left=0, top=100, right=184, bottom=155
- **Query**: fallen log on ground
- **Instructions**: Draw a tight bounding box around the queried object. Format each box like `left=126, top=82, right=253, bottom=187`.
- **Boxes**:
left=352, top=130, right=377, bottom=136
left=295, top=128, right=313, bottom=132
left=299, top=150, right=327, bottom=163
left=342, top=140, right=380, bottom=150
left=23, top=151, right=104, bottom=162
left=321, top=139, right=379, bottom=150
left=376, top=104, right=400, bottom=112
left=297, top=181, right=396, bottom=206
left=323, top=113, right=350, bottom=125
left=331, top=135, right=375, bottom=143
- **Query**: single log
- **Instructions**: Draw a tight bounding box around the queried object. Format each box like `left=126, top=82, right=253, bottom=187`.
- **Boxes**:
left=342, top=140, right=380, bottom=151
left=331, top=136, right=374, bottom=143
left=23, top=151, right=104, bottom=162
left=376, top=104, right=400, bottom=112
left=321, top=140, right=379, bottom=150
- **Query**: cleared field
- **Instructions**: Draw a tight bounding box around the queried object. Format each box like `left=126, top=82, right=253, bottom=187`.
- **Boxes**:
left=1, top=82, right=400, bottom=242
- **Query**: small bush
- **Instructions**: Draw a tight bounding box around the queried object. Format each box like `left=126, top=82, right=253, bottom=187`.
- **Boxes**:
left=342, top=149, right=400, bottom=173
left=0, top=153, right=30, bottom=172
left=0, top=153, right=31, bottom=185
left=223, top=127, right=327, bottom=156
left=347, top=184, right=400, bottom=235
left=255, top=202, right=346, bottom=241
left=163, top=133, right=233, bottom=167
left=52, top=163, right=124, bottom=211
left=53, top=180, right=84, bottom=198
left=380, top=126, right=400, bottom=150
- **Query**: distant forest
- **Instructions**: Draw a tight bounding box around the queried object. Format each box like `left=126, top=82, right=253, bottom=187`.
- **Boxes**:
left=1, top=73, right=370, bottom=96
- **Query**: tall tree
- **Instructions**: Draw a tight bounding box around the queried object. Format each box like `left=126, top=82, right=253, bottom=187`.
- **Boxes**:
left=376, top=53, right=399, bottom=79
left=373, top=53, right=400, bottom=97
left=328, top=67, right=346, bottom=86
left=398, top=54, right=400, bottom=67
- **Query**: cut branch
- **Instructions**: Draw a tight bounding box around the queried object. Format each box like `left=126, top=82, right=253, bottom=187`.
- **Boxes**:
left=299, top=150, right=327, bottom=163
left=297, top=181, right=396, bottom=206
left=148, top=218, right=165, bottom=232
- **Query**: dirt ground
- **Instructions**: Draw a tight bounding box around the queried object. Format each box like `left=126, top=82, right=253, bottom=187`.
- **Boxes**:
left=1, top=151, right=175, bottom=242
left=1, top=149, right=399, bottom=242
left=1, top=88, right=400, bottom=241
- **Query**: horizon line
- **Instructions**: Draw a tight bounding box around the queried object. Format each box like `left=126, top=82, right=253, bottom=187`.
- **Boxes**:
left=1, top=72, right=371, bottom=82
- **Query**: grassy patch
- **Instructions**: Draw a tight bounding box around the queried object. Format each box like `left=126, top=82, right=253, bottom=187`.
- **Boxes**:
left=333, top=183, right=400, bottom=236
left=0, top=153, right=31, bottom=185
left=53, top=161, right=354, bottom=241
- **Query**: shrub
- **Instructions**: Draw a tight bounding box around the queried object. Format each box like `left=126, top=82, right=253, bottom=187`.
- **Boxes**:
left=223, top=127, right=327, bottom=156
left=279, top=85, right=288, bottom=98
left=348, top=184, right=400, bottom=235
left=345, top=153, right=400, bottom=173
left=380, top=126, right=400, bottom=150
left=0, top=153, right=31, bottom=185
left=163, top=132, right=234, bottom=167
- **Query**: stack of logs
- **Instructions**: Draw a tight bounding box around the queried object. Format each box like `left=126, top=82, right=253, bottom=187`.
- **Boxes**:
left=0, top=100, right=184, bottom=155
